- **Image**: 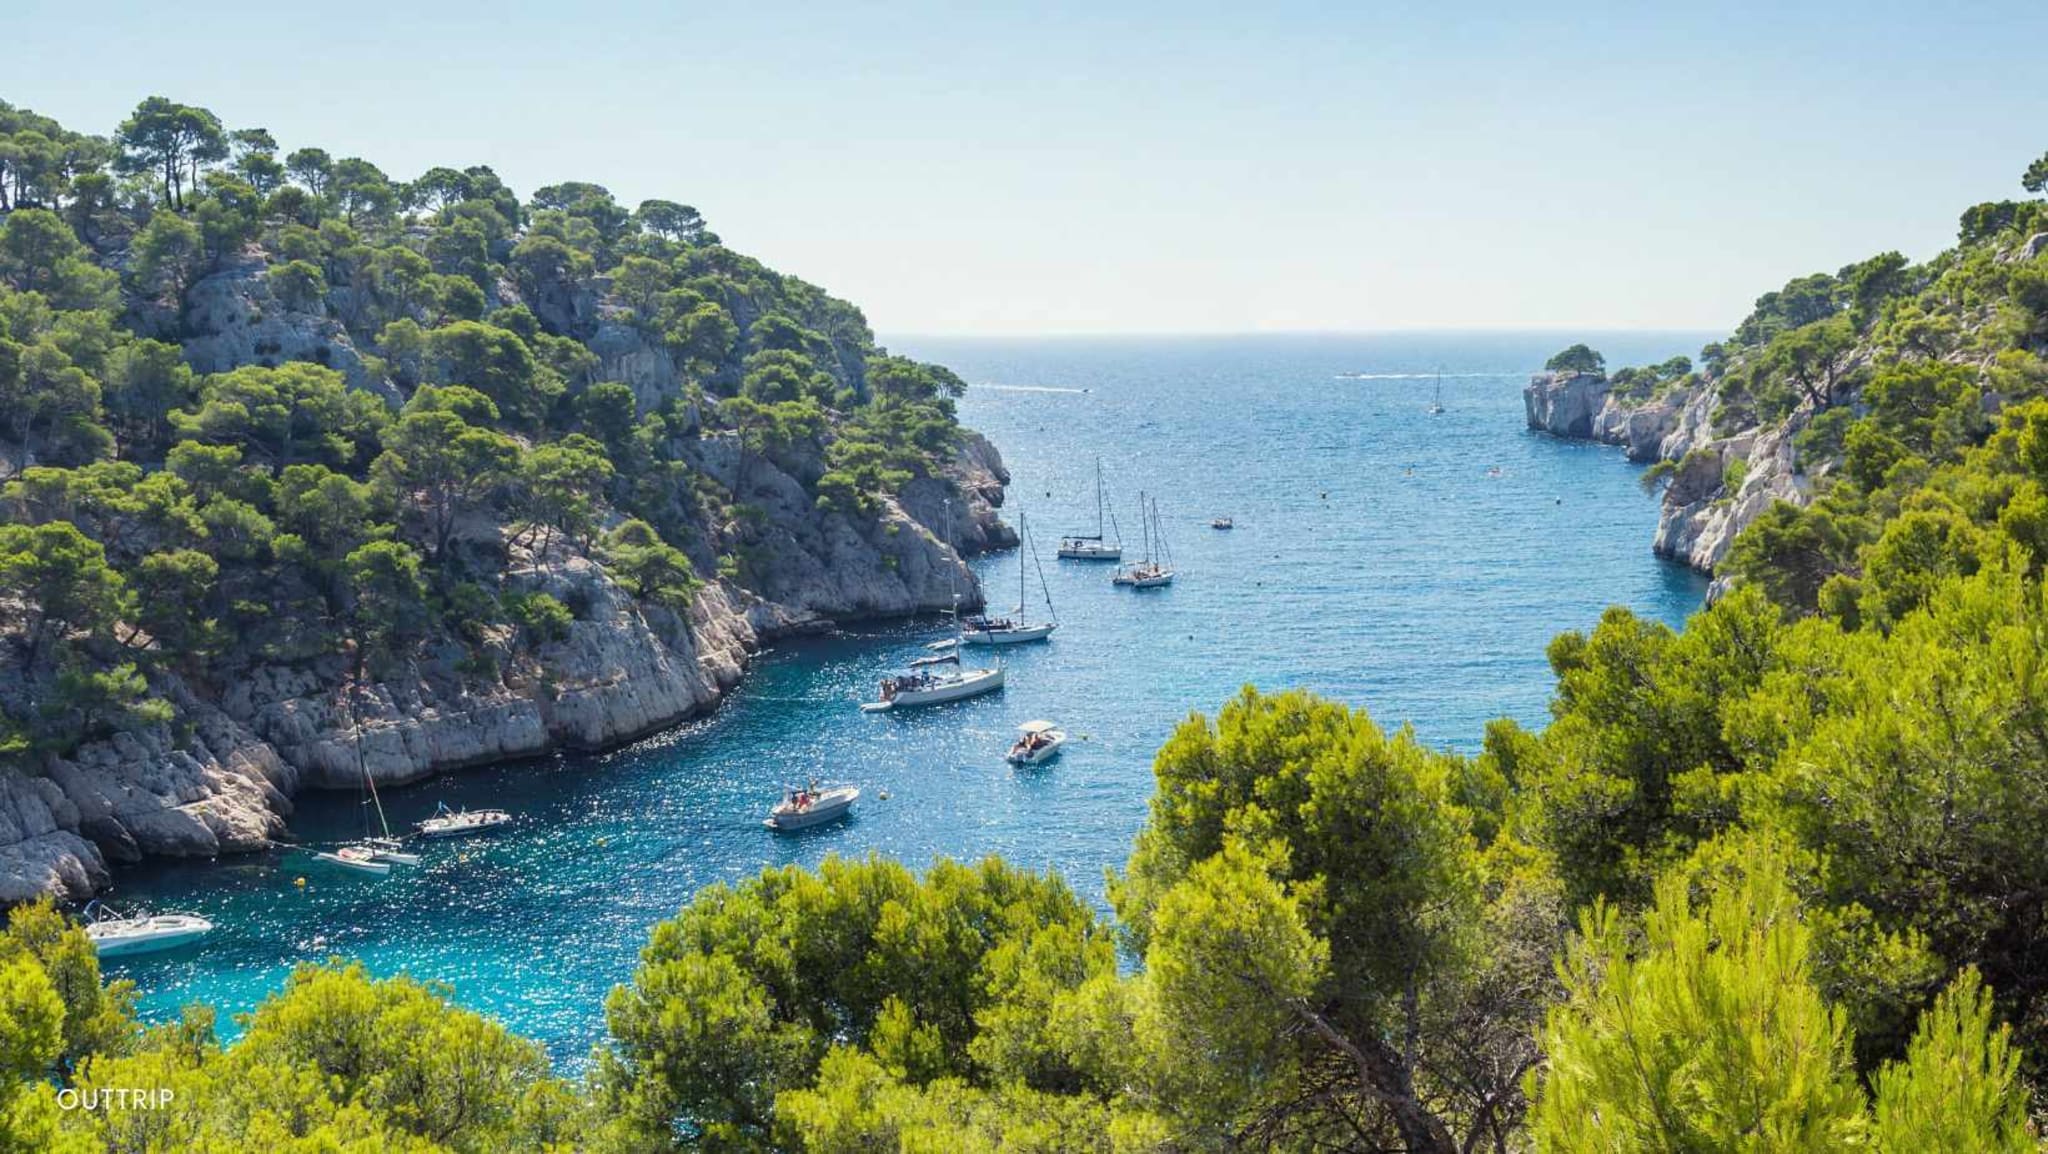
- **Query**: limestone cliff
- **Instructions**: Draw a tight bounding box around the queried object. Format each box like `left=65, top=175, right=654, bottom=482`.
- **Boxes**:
left=1526, top=370, right=1812, bottom=577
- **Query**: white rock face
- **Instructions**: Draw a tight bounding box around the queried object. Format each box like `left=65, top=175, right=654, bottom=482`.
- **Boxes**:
left=1528, top=371, right=1815, bottom=579
left=176, top=253, right=395, bottom=402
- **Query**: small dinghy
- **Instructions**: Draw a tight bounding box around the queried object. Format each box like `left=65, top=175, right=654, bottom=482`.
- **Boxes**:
left=313, top=844, right=391, bottom=874
left=417, top=803, right=512, bottom=839
left=1006, top=720, right=1068, bottom=765
left=83, top=902, right=214, bottom=958
left=765, top=782, right=860, bottom=831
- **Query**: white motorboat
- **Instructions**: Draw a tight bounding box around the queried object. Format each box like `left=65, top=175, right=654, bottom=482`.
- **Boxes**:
left=313, top=844, right=391, bottom=874
left=82, top=903, right=214, bottom=958
left=764, top=782, right=860, bottom=831
left=1113, top=494, right=1177, bottom=588
left=964, top=509, right=1058, bottom=647
left=1058, top=458, right=1123, bottom=561
left=1211, top=516, right=1234, bottom=530
left=418, top=804, right=513, bottom=839
left=1006, top=720, right=1067, bottom=765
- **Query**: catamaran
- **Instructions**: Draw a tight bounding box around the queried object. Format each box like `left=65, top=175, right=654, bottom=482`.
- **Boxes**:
left=1058, top=458, right=1123, bottom=560
left=764, top=781, right=860, bottom=831
left=963, top=509, right=1057, bottom=645
left=1113, top=494, right=1176, bottom=588
left=312, top=844, right=391, bottom=874
left=330, top=668, right=421, bottom=868
left=865, top=500, right=1005, bottom=711
left=82, top=902, right=214, bottom=958
left=1006, top=720, right=1068, bottom=765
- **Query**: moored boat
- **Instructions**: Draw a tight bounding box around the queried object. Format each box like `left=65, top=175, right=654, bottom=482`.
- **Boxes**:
left=764, top=782, right=860, bottom=831
left=418, top=804, right=513, bottom=839
left=1058, top=458, right=1124, bottom=560
left=82, top=902, right=214, bottom=958
left=963, top=510, right=1058, bottom=646
left=1006, top=720, right=1067, bottom=765
left=1113, top=494, right=1177, bottom=588
left=313, top=844, right=392, bottom=874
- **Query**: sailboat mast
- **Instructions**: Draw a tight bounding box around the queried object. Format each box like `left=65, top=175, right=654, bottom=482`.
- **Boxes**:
left=1017, top=511, right=1028, bottom=614
left=1094, top=458, right=1105, bottom=538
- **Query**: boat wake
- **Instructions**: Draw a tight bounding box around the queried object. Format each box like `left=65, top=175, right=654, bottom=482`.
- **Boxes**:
left=972, top=383, right=1090, bottom=394
left=1332, top=372, right=1501, bottom=380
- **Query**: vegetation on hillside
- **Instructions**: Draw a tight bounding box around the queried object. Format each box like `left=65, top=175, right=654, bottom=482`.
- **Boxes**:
left=0, top=94, right=972, bottom=763
left=7, top=104, right=2048, bottom=1149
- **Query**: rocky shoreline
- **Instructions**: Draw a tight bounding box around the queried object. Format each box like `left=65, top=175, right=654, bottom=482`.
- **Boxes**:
left=1524, top=369, right=1809, bottom=578
left=0, top=434, right=1014, bottom=904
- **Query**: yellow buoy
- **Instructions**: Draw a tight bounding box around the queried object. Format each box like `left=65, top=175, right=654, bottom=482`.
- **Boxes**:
left=294, top=877, right=306, bottom=887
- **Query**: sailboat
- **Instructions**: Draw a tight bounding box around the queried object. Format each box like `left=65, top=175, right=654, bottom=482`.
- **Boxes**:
left=1113, top=494, right=1176, bottom=588
left=1428, top=367, right=1445, bottom=415
left=1057, top=458, right=1123, bottom=560
left=318, top=669, right=420, bottom=874
left=963, top=509, right=1057, bottom=645
left=864, top=500, right=1005, bottom=711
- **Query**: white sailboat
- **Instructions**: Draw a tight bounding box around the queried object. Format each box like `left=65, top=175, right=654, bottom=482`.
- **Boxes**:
left=1057, top=458, right=1123, bottom=560
left=963, top=509, right=1057, bottom=646
left=864, top=500, right=1005, bottom=711
left=1113, top=494, right=1176, bottom=588
left=82, top=902, right=214, bottom=958
left=334, top=664, right=420, bottom=868
left=1428, top=367, right=1445, bottom=415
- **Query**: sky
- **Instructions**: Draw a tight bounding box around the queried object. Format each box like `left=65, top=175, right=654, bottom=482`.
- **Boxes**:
left=6, top=1, right=2046, bottom=336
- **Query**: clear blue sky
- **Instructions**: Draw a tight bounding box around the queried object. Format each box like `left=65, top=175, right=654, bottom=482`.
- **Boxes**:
left=6, top=1, right=2045, bottom=335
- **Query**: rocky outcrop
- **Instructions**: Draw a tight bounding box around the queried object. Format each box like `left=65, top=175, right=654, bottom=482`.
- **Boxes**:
left=1527, top=370, right=1813, bottom=577
left=176, top=253, right=395, bottom=403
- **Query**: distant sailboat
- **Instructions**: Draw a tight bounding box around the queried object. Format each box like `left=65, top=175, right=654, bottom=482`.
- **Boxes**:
left=1057, top=458, right=1123, bottom=560
left=963, top=509, right=1057, bottom=645
left=1113, top=493, right=1176, bottom=588
left=1428, top=367, right=1445, bottom=415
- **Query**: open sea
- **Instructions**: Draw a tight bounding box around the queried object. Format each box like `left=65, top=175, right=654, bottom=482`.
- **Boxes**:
left=101, top=332, right=1712, bottom=1068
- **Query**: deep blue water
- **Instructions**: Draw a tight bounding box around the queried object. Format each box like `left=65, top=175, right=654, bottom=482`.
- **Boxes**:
left=102, top=332, right=1710, bottom=1068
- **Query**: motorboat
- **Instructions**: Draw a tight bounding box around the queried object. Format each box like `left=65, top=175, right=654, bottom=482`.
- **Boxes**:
left=1211, top=516, right=1234, bottom=530
left=82, top=902, right=214, bottom=958
left=764, top=782, right=860, bottom=831
left=1058, top=458, right=1124, bottom=560
left=418, top=804, right=513, bottom=839
left=1113, top=494, right=1176, bottom=588
left=313, top=844, right=391, bottom=874
left=1006, top=720, right=1067, bottom=765
left=963, top=510, right=1058, bottom=646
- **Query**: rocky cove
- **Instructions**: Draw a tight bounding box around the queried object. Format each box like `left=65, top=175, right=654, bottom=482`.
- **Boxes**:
left=0, top=428, right=1013, bottom=903
left=1523, top=367, right=1810, bottom=580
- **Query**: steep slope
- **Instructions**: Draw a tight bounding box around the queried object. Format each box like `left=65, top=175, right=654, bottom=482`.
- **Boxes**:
left=0, top=96, right=1015, bottom=900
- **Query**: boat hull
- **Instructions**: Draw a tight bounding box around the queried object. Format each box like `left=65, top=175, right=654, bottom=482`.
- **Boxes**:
left=887, top=667, right=1004, bottom=707
left=314, top=850, right=391, bottom=874
left=89, top=917, right=213, bottom=958
left=418, top=812, right=511, bottom=838
left=961, top=622, right=1055, bottom=646
left=1057, top=544, right=1121, bottom=561
left=1007, top=734, right=1067, bottom=765
left=1113, top=570, right=1175, bottom=588
left=766, top=789, right=860, bottom=831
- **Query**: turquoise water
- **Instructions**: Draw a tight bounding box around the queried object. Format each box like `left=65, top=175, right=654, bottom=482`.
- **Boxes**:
left=103, top=333, right=1710, bottom=1068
